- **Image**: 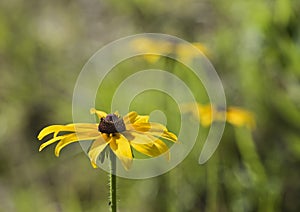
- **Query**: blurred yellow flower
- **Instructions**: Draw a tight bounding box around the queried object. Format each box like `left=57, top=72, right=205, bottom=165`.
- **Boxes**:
left=176, top=42, right=209, bottom=63
left=131, top=37, right=172, bottom=63
left=181, top=103, right=256, bottom=129
left=131, top=37, right=208, bottom=63
left=38, top=109, right=177, bottom=170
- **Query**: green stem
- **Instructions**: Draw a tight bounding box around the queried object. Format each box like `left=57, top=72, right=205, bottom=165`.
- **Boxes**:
left=109, top=150, right=117, bottom=212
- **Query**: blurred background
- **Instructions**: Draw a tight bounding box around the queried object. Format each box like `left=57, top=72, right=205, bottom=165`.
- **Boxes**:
left=1, top=0, right=300, bottom=211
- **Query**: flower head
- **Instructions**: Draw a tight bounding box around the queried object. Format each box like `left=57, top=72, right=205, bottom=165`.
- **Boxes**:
left=38, top=109, right=177, bottom=170
left=181, top=103, right=256, bottom=129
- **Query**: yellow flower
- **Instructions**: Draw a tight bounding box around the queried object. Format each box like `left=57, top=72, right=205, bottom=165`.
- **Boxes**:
left=131, top=37, right=173, bottom=63
left=175, top=42, right=209, bottom=63
left=181, top=103, right=256, bottom=129
left=38, top=109, right=177, bottom=170
left=131, top=37, right=209, bottom=63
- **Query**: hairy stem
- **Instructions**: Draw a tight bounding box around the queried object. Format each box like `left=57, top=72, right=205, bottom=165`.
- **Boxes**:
left=109, top=150, right=117, bottom=212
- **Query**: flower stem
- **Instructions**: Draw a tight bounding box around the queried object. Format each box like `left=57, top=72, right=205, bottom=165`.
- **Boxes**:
left=109, top=150, right=117, bottom=212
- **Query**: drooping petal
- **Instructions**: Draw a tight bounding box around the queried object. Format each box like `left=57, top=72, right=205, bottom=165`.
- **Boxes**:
left=90, top=108, right=107, bottom=119
left=54, top=132, right=101, bottom=156
left=38, top=124, right=98, bottom=140
left=38, top=125, right=71, bottom=140
left=125, top=120, right=177, bottom=143
left=39, top=135, right=66, bottom=152
left=145, top=131, right=177, bottom=142
left=152, top=138, right=170, bottom=155
left=122, top=131, right=157, bottom=144
left=109, top=134, right=133, bottom=170
left=90, top=161, right=98, bottom=168
left=123, top=111, right=138, bottom=125
left=131, top=138, right=169, bottom=158
left=133, top=115, right=149, bottom=124
left=88, top=136, right=111, bottom=167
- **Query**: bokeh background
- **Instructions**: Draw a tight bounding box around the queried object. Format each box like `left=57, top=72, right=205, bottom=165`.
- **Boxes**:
left=1, top=0, right=300, bottom=211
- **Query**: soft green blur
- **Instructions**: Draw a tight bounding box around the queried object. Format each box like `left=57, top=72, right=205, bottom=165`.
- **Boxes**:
left=1, top=0, right=300, bottom=211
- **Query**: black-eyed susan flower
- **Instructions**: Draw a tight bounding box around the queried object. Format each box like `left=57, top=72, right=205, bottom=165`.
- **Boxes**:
left=38, top=108, right=177, bottom=170
left=181, top=103, right=256, bottom=129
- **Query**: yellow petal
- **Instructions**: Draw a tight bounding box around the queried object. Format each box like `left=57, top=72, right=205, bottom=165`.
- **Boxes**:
left=143, top=54, right=160, bottom=63
left=192, top=42, right=209, bottom=56
left=180, top=102, right=198, bottom=113
left=88, top=136, right=110, bottom=166
left=110, top=135, right=133, bottom=170
left=62, top=124, right=99, bottom=137
left=180, top=103, right=215, bottom=127
left=131, top=138, right=169, bottom=158
left=90, top=161, right=98, bottom=168
left=123, top=111, right=150, bottom=125
left=226, top=107, right=256, bottom=129
left=55, top=133, right=101, bottom=156
left=122, top=131, right=157, bottom=144
left=161, top=131, right=177, bottom=142
left=153, top=139, right=169, bottom=155
left=145, top=131, right=177, bottom=142
left=124, top=130, right=177, bottom=144
left=134, top=115, right=149, bottom=124
left=182, top=103, right=256, bottom=129
left=123, top=111, right=138, bottom=125
left=126, top=122, right=167, bottom=132
left=90, top=108, right=107, bottom=119
left=67, top=123, right=98, bottom=130
left=39, top=135, right=66, bottom=152
left=37, top=125, right=72, bottom=140
left=38, top=124, right=98, bottom=140
left=198, top=104, right=215, bottom=127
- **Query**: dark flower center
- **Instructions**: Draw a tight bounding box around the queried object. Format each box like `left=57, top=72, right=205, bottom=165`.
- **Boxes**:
left=98, top=114, right=126, bottom=134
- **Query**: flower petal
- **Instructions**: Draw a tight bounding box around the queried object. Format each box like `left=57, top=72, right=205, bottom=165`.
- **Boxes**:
left=145, top=131, right=177, bottom=142
left=126, top=122, right=167, bottom=132
left=122, top=131, right=156, bottom=144
left=226, top=107, right=256, bottom=129
left=90, top=161, right=98, bottom=168
left=180, top=103, right=215, bottom=126
left=88, top=136, right=111, bottom=167
left=62, top=124, right=99, bottom=136
left=123, top=111, right=138, bottom=125
left=198, top=104, right=217, bottom=127
left=110, top=134, right=133, bottom=170
left=68, top=123, right=98, bottom=130
left=123, top=112, right=150, bottom=125
left=153, top=139, right=169, bottom=155
left=39, top=135, right=66, bottom=152
left=38, top=125, right=71, bottom=140
left=54, top=132, right=101, bottom=156
left=38, top=124, right=98, bottom=140
left=90, top=108, right=107, bottom=119
left=134, top=115, right=149, bottom=124
left=131, top=138, right=169, bottom=158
